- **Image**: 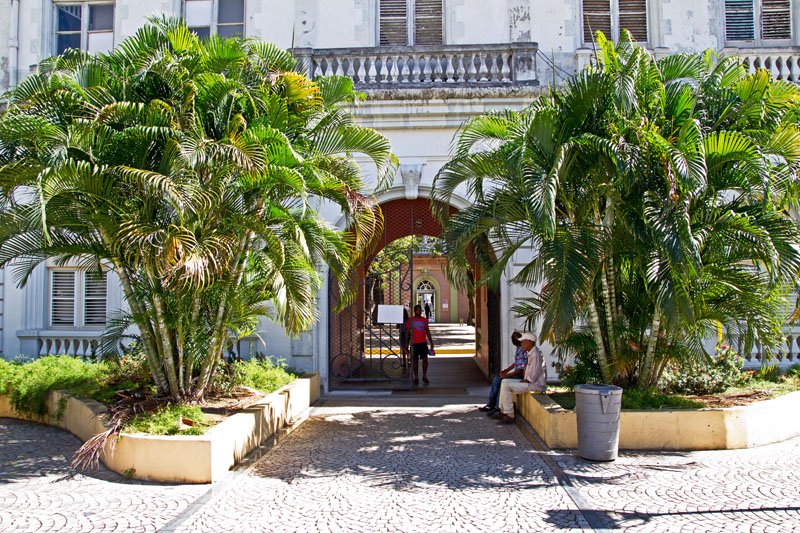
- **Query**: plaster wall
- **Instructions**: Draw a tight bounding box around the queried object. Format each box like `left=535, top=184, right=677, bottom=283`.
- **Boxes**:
left=447, top=0, right=510, bottom=45
left=660, top=0, right=722, bottom=52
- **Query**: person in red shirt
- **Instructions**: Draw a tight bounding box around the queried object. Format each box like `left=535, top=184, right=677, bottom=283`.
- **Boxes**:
left=405, top=304, right=434, bottom=385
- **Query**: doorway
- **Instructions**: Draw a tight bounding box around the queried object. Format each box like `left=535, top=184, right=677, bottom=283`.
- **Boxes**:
left=415, top=280, right=436, bottom=322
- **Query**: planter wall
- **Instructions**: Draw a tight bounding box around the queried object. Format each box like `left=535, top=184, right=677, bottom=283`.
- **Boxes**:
left=515, top=390, right=800, bottom=450
left=0, top=373, right=320, bottom=483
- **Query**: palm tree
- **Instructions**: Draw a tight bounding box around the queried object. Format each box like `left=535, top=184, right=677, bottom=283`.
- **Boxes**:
left=0, top=17, right=396, bottom=399
left=434, top=31, right=800, bottom=389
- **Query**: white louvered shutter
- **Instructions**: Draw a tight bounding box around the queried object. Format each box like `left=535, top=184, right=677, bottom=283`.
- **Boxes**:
left=583, top=0, right=612, bottom=43
left=51, top=271, right=76, bottom=326
left=380, top=0, right=408, bottom=46
left=725, top=0, right=756, bottom=41
left=619, top=0, right=648, bottom=42
left=761, top=0, right=791, bottom=40
left=84, top=271, right=108, bottom=326
left=414, top=0, right=443, bottom=45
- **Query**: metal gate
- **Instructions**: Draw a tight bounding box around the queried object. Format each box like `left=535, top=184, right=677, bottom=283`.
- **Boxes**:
left=487, top=287, right=502, bottom=377
left=328, top=248, right=414, bottom=390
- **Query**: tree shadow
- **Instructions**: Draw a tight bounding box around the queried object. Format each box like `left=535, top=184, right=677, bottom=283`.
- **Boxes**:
left=249, top=406, right=561, bottom=492
left=0, top=418, right=175, bottom=486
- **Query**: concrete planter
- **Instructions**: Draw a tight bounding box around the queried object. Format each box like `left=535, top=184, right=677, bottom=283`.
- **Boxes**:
left=0, top=373, right=320, bottom=483
left=515, top=389, right=800, bottom=450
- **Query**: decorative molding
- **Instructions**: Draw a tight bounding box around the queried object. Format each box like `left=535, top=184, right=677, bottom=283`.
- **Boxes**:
left=400, top=164, right=424, bottom=199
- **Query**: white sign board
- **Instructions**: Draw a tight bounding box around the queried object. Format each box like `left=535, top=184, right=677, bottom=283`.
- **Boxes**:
left=377, top=304, right=405, bottom=324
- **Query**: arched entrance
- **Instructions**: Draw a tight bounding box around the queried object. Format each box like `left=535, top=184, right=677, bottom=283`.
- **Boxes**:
left=327, top=196, right=502, bottom=390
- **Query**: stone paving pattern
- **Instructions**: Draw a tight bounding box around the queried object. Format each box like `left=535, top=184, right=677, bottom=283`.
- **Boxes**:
left=2, top=398, right=800, bottom=532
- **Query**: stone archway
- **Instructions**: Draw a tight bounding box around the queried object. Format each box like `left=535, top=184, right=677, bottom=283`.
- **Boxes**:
left=327, top=195, right=501, bottom=390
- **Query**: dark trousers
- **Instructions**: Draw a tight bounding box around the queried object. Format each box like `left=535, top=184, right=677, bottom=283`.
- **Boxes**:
left=487, top=375, right=522, bottom=409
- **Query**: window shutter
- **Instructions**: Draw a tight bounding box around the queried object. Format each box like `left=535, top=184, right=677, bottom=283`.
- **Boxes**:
left=51, top=272, right=76, bottom=326
left=583, top=0, right=612, bottom=43
left=619, top=0, right=648, bottom=42
left=380, top=0, right=408, bottom=46
left=84, top=271, right=108, bottom=326
left=414, top=0, right=443, bottom=45
left=761, top=0, right=791, bottom=40
left=725, top=0, right=756, bottom=41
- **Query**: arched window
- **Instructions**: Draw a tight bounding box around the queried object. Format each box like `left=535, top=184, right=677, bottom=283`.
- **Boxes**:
left=416, top=280, right=435, bottom=291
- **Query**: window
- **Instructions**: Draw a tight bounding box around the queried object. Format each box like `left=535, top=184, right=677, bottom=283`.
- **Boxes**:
left=582, top=0, right=648, bottom=44
left=54, top=3, right=114, bottom=55
left=379, top=0, right=443, bottom=46
left=416, top=280, right=435, bottom=291
left=725, top=0, right=792, bottom=44
left=50, top=270, right=107, bottom=327
left=185, top=0, right=244, bottom=40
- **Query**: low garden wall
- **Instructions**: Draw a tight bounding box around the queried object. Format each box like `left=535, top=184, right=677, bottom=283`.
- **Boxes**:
left=516, top=390, right=800, bottom=450
left=0, top=373, right=320, bottom=483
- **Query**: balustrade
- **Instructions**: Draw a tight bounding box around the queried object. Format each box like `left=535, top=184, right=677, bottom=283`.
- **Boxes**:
left=731, top=49, right=800, bottom=83
left=295, top=43, right=538, bottom=88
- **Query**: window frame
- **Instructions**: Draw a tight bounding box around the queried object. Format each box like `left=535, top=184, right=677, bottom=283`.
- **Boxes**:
left=581, top=0, right=649, bottom=46
left=49, top=269, right=108, bottom=329
left=52, top=1, right=114, bottom=56
left=724, top=0, right=794, bottom=47
left=184, top=0, right=246, bottom=39
left=377, top=0, right=445, bottom=47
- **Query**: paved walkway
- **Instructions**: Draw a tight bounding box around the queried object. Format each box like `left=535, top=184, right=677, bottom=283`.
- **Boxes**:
left=3, top=396, right=800, bottom=532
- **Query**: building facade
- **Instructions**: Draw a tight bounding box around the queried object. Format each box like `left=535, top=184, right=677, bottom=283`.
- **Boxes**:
left=1, top=1, right=799, bottom=388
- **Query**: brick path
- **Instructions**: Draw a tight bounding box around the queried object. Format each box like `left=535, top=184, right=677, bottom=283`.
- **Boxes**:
left=2, top=398, right=800, bottom=532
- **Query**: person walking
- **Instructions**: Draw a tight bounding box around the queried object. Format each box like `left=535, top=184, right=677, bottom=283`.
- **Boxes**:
left=478, top=332, right=524, bottom=416
left=405, top=304, right=434, bottom=385
left=424, top=302, right=432, bottom=320
left=494, top=333, right=547, bottom=424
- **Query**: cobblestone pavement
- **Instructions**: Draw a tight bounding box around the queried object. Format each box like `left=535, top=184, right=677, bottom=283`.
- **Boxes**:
left=4, top=398, right=800, bottom=532
left=0, top=419, right=206, bottom=532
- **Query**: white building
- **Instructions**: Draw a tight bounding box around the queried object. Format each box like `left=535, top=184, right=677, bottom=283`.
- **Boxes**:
left=0, top=0, right=797, bottom=389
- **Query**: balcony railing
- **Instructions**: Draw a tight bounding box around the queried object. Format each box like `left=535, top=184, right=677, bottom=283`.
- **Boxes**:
left=294, top=43, right=539, bottom=88
left=725, top=48, right=800, bottom=83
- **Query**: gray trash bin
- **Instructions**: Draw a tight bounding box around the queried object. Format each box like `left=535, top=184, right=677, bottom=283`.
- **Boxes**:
left=575, top=384, right=623, bottom=461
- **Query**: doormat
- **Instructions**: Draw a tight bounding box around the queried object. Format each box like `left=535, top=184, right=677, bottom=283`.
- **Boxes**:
left=393, top=387, right=469, bottom=395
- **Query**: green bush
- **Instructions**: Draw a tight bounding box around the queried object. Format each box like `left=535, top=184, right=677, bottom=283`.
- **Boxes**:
left=125, top=404, right=210, bottom=435
left=238, top=358, right=301, bottom=393
left=622, top=389, right=704, bottom=409
left=0, top=355, right=150, bottom=417
left=661, top=345, right=749, bottom=395
left=553, top=353, right=603, bottom=390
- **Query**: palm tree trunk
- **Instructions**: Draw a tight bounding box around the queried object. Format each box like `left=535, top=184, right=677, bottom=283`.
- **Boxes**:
left=600, top=263, right=619, bottom=363
left=152, top=292, right=181, bottom=397
left=195, top=232, right=252, bottom=396
left=586, top=293, right=613, bottom=383
left=113, top=263, right=170, bottom=395
left=638, top=308, right=662, bottom=391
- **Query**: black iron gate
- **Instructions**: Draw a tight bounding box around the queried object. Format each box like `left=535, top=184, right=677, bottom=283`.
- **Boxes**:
left=328, top=248, right=414, bottom=390
left=487, top=287, right=502, bottom=377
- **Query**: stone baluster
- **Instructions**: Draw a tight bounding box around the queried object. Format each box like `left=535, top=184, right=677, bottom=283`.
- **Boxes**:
left=378, top=55, right=389, bottom=83
left=346, top=57, right=355, bottom=80
left=356, top=56, right=367, bottom=84
left=769, top=56, right=781, bottom=80
left=501, top=51, right=512, bottom=82
left=421, top=55, right=433, bottom=82
left=787, top=334, right=794, bottom=361
left=411, top=54, right=421, bottom=83
left=445, top=53, right=455, bottom=82
left=478, top=52, right=489, bottom=82
left=389, top=55, right=400, bottom=83
left=367, top=55, right=378, bottom=84
left=464, top=52, right=475, bottom=82
left=38, top=339, right=47, bottom=356
left=77, top=339, right=88, bottom=358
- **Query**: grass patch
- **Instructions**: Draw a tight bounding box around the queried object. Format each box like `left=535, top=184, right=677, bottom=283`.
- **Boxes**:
left=125, top=404, right=210, bottom=436
left=547, top=388, right=703, bottom=410
left=237, top=358, right=301, bottom=394
left=0, top=356, right=139, bottom=418
left=726, top=375, right=800, bottom=398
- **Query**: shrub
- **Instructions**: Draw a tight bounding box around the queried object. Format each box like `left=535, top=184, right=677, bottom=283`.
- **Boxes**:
left=0, top=354, right=152, bottom=417
left=239, top=358, right=301, bottom=393
left=661, top=345, right=749, bottom=395
left=553, top=352, right=603, bottom=390
left=788, top=364, right=800, bottom=378
left=621, top=389, right=704, bottom=409
left=125, top=404, right=210, bottom=435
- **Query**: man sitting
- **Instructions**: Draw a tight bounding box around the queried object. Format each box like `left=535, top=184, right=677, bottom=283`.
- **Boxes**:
left=478, top=332, right=524, bottom=416
left=494, top=333, right=546, bottom=424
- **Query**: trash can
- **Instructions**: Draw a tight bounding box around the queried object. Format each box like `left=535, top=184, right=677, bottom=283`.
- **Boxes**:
left=575, top=384, right=623, bottom=461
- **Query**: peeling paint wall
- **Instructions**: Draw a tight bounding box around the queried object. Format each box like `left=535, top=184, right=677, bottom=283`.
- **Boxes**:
left=660, top=0, right=722, bottom=52
left=448, top=0, right=510, bottom=45
left=316, top=0, right=373, bottom=48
